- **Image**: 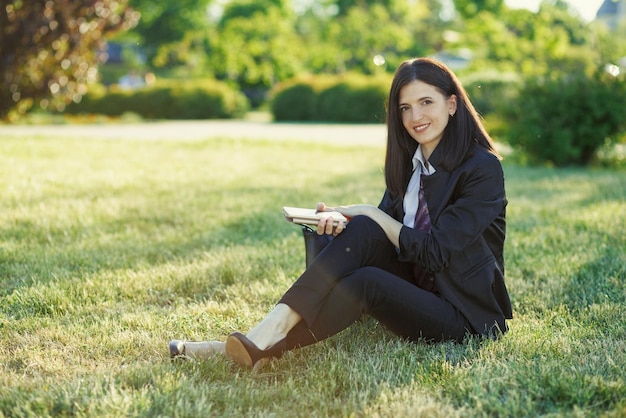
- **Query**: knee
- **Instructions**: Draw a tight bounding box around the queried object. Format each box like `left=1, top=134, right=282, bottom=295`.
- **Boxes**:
left=347, top=265, right=386, bottom=277
left=347, top=215, right=378, bottom=229
left=335, top=267, right=388, bottom=305
left=340, top=267, right=387, bottom=292
left=335, top=216, right=391, bottom=260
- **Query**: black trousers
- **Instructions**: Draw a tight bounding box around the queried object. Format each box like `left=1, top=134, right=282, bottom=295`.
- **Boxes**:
left=279, top=216, right=472, bottom=351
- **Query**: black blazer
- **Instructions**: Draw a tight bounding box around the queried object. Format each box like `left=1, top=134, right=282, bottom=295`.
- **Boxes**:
left=379, top=144, right=512, bottom=337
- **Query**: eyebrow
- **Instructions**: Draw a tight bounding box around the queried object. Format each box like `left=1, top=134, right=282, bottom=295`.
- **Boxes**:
left=399, top=96, right=434, bottom=106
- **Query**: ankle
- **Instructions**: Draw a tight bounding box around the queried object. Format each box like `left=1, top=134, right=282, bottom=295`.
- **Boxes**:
left=246, top=330, right=286, bottom=351
left=245, top=304, right=300, bottom=350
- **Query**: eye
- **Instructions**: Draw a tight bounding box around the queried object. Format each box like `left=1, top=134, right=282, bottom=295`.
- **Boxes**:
left=422, top=99, right=433, bottom=105
left=399, top=105, right=409, bottom=112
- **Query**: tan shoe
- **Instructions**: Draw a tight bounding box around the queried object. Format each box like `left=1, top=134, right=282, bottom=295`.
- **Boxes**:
left=225, top=332, right=286, bottom=368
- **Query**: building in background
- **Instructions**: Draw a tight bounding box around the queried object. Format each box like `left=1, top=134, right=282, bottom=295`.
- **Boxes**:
left=596, top=0, right=626, bottom=29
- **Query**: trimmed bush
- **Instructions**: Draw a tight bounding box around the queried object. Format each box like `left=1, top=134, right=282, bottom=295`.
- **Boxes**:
left=270, top=75, right=337, bottom=122
left=271, top=82, right=317, bottom=121
left=506, top=73, right=626, bottom=166
left=66, top=79, right=249, bottom=119
left=271, top=74, right=390, bottom=123
left=315, top=82, right=353, bottom=122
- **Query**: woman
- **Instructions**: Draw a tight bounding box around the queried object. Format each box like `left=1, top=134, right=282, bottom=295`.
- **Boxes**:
left=169, top=57, right=512, bottom=367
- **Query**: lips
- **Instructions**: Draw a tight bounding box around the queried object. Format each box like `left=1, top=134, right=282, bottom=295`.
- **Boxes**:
left=413, top=123, right=429, bottom=133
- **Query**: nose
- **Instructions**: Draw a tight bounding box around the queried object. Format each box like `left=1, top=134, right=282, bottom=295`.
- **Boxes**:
left=411, top=108, right=422, bottom=122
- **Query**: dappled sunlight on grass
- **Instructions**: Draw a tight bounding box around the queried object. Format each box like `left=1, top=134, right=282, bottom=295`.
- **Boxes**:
left=503, top=165, right=625, bottom=317
left=0, top=137, right=624, bottom=416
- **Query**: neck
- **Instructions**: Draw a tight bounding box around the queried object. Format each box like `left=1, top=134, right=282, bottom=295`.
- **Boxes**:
left=421, top=144, right=435, bottom=162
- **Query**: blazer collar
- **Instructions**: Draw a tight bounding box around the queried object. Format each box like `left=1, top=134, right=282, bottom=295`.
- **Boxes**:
left=412, top=146, right=437, bottom=175
left=420, top=145, right=450, bottom=219
left=425, top=144, right=446, bottom=172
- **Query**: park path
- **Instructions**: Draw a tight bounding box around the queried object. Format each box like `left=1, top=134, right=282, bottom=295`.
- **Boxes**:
left=0, top=119, right=387, bottom=147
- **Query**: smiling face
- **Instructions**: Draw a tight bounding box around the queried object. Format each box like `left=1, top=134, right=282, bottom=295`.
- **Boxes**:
left=399, top=80, right=457, bottom=159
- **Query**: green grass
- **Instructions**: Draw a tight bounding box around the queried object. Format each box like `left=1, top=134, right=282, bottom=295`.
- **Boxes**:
left=0, top=134, right=624, bottom=417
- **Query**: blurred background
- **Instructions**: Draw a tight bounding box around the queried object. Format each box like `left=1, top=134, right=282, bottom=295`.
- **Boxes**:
left=1, top=0, right=625, bottom=166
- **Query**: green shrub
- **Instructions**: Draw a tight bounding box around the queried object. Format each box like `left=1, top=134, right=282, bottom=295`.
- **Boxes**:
left=130, top=86, right=176, bottom=119
left=66, top=79, right=249, bottom=120
left=71, top=88, right=129, bottom=116
left=270, top=75, right=338, bottom=122
left=271, top=82, right=317, bottom=121
left=506, top=73, right=626, bottom=166
left=271, top=74, right=390, bottom=123
left=315, top=82, right=353, bottom=122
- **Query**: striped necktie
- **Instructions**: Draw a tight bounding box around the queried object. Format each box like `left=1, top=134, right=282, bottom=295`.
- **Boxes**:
left=413, top=173, right=431, bottom=231
left=413, top=173, right=435, bottom=292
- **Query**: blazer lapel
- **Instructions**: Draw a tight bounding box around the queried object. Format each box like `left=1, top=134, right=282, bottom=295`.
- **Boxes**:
left=421, top=146, right=452, bottom=221
left=421, top=170, right=450, bottom=221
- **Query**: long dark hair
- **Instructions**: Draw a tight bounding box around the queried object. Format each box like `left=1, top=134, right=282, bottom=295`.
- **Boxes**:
left=384, top=57, right=500, bottom=197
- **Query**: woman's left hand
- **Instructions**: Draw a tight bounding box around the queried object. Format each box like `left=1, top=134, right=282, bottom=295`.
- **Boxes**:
left=331, top=204, right=403, bottom=248
left=333, top=204, right=378, bottom=219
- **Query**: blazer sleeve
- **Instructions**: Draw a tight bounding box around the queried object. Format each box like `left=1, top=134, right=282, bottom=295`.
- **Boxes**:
left=397, top=152, right=506, bottom=273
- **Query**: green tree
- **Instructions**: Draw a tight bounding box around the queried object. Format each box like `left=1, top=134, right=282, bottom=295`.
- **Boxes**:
left=592, top=20, right=626, bottom=68
left=325, top=4, right=414, bottom=73
left=219, top=0, right=290, bottom=22
left=297, top=0, right=445, bottom=74
left=205, top=2, right=303, bottom=105
left=127, top=0, right=212, bottom=65
left=331, top=0, right=409, bottom=16
left=457, top=2, right=596, bottom=77
left=452, top=0, right=504, bottom=19
left=0, top=0, right=138, bottom=120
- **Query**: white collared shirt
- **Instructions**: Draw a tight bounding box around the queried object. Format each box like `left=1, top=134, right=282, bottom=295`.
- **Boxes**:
left=403, top=146, right=436, bottom=228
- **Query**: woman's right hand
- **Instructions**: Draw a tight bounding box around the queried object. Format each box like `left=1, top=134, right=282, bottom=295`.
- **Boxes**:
left=316, top=202, right=347, bottom=236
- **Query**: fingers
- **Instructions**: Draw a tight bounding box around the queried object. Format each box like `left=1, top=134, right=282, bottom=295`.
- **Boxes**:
left=316, top=216, right=335, bottom=235
left=333, top=219, right=346, bottom=236
left=324, top=217, right=335, bottom=235
left=316, top=202, right=346, bottom=236
left=316, top=216, right=327, bottom=235
left=317, top=202, right=338, bottom=213
left=316, top=217, right=345, bottom=236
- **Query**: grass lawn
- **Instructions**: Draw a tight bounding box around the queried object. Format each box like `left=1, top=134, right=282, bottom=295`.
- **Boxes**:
left=0, top=134, right=624, bottom=417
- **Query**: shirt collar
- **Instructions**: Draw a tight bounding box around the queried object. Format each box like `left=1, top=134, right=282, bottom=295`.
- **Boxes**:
left=411, top=145, right=436, bottom=175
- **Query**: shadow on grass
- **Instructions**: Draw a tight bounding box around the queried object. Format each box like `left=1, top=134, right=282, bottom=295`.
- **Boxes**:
left=158, top=318, right=489, bottom=417
left=0, top=166, right=382, bottom=300
left=562, top=245, right=626, bottom=308
left=504, top=165, right=626, bottom=205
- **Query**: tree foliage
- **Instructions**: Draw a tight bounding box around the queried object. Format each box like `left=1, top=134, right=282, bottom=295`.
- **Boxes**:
left=110, top=0, right=619, bottom=91
left=458, top=1, right=596, bottom=76
left=154, top=0, right=447, bottom=95
left=126, top=0, right=212, bottom=64
left=5, top=0, right=626, bottom=166
left=452, top=0, right=504, bottom=19
left=204, top=2, right=303, bottom=104
left=0, top=0, right=139, bottom=120
left=219, top=0, right=291, bottom=22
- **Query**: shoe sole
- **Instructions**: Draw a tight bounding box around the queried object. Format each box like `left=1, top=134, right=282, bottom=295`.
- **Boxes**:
left=225, top=335, right=254, bottom=367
